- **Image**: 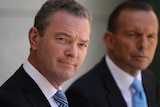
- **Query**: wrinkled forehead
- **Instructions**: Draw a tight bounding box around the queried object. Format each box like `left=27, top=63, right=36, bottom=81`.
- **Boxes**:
left=117, top=10, right=158, bottom=31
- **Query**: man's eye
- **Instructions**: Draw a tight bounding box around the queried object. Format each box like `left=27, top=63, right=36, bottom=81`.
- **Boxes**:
left=128, top=33, right=136, bottom=37
left=56, top=38, right=67, bottom=43
left=128, top=33, right=141, bottom=38
left=148, top=34, right=156, bottom=39
left=79, top=43, right=87, bottom=48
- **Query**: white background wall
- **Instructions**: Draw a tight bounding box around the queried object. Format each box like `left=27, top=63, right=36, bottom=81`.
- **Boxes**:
left=0, top=0, right=126, bottom=91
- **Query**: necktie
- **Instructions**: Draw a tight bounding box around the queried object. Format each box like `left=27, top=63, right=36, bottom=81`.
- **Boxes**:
left=131, top=78, right=147, bottom=107
left=53, top=90, right=69, bottom=107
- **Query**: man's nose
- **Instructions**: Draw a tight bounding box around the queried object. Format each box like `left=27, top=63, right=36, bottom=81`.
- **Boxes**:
left=138, top=36, right=148, bottom=49
left=65, top=44, right=78, bottom=58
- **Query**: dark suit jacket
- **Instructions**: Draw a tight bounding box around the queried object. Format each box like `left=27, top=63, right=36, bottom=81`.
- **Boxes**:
left=65, top=57, right=160, bottom=107
left=0, top=65, right=51, bottom=107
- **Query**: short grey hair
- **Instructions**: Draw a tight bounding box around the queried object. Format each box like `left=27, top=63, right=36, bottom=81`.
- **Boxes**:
left=34, top=0, right=91, bottom=36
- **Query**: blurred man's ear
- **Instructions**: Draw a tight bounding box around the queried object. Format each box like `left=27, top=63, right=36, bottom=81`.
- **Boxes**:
left=103, top=31, right=115, bottom=50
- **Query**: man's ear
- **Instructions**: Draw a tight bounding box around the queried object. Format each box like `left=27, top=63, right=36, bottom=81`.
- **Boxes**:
left=28, top=27, right=40, bottom=51
left=103, top=31, right=115, bottom=50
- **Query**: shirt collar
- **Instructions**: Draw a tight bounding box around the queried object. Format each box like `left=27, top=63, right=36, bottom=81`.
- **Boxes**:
left=105, top=55, right=142, bottom=92
left=23, top=60, right=60, bottom=100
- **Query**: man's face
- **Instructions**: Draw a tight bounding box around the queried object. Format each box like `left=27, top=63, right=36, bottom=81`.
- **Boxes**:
left=31, top=10, right=90, bottom=86
left=109, top=10, right=158, bottom=75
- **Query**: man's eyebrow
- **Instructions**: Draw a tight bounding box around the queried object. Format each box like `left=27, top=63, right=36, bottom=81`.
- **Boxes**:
left=80, top=39, right=89, bottom=43
left=150, top=33, right=158, bottom=36
left=55, top=32, right=72, bottom=37
left=56, top=32, right=89, bottom=43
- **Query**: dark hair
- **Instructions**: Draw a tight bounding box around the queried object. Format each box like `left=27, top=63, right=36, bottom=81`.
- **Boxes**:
left=107, top=1, right=154, bottom=33
left=34, top=0, right=91, bottom=36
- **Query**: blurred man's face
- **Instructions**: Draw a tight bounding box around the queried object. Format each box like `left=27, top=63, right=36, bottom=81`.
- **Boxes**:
left=108, top=10, right=158, bottom=76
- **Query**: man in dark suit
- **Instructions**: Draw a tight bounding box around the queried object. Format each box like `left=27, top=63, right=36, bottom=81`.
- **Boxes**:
left=0, top=0, right=91, bottom=107
left=65, top=1, right=160, bottom=107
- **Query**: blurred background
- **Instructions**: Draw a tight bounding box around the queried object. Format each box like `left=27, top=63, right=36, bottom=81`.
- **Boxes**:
left=0, top=0, right=159, bottom=91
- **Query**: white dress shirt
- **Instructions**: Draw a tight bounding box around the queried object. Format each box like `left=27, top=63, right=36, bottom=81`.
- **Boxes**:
left=23, top=60, right=59, bottom=107
left=105, top=55, right=142, bottom=107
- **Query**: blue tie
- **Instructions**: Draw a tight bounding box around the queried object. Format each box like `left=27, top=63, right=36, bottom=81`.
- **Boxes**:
left=131, top=78, right=147, bottom=107
left=53, top=90, right=69, bottom=107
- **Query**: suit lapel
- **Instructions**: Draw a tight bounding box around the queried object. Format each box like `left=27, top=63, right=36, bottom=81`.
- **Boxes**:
left=97, top=57, right=127, bottom=107
left=15, top=66, right=51, bottom=107
left=142, top=70, right=154, bottom=107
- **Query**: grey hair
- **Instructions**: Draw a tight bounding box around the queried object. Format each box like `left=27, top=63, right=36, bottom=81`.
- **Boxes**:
left=34, top=0, right=91, bottom=36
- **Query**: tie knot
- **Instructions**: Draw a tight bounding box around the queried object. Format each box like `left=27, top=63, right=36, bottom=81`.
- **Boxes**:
left=131, top=78, right=143, bottom=92
left=53, top=90, right=69, bottom=107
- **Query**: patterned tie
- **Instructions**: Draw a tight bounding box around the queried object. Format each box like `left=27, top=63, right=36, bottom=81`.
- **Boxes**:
left=131, top=78, right=147, bottom=107
left=53, top=90, right=69, bottom=107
